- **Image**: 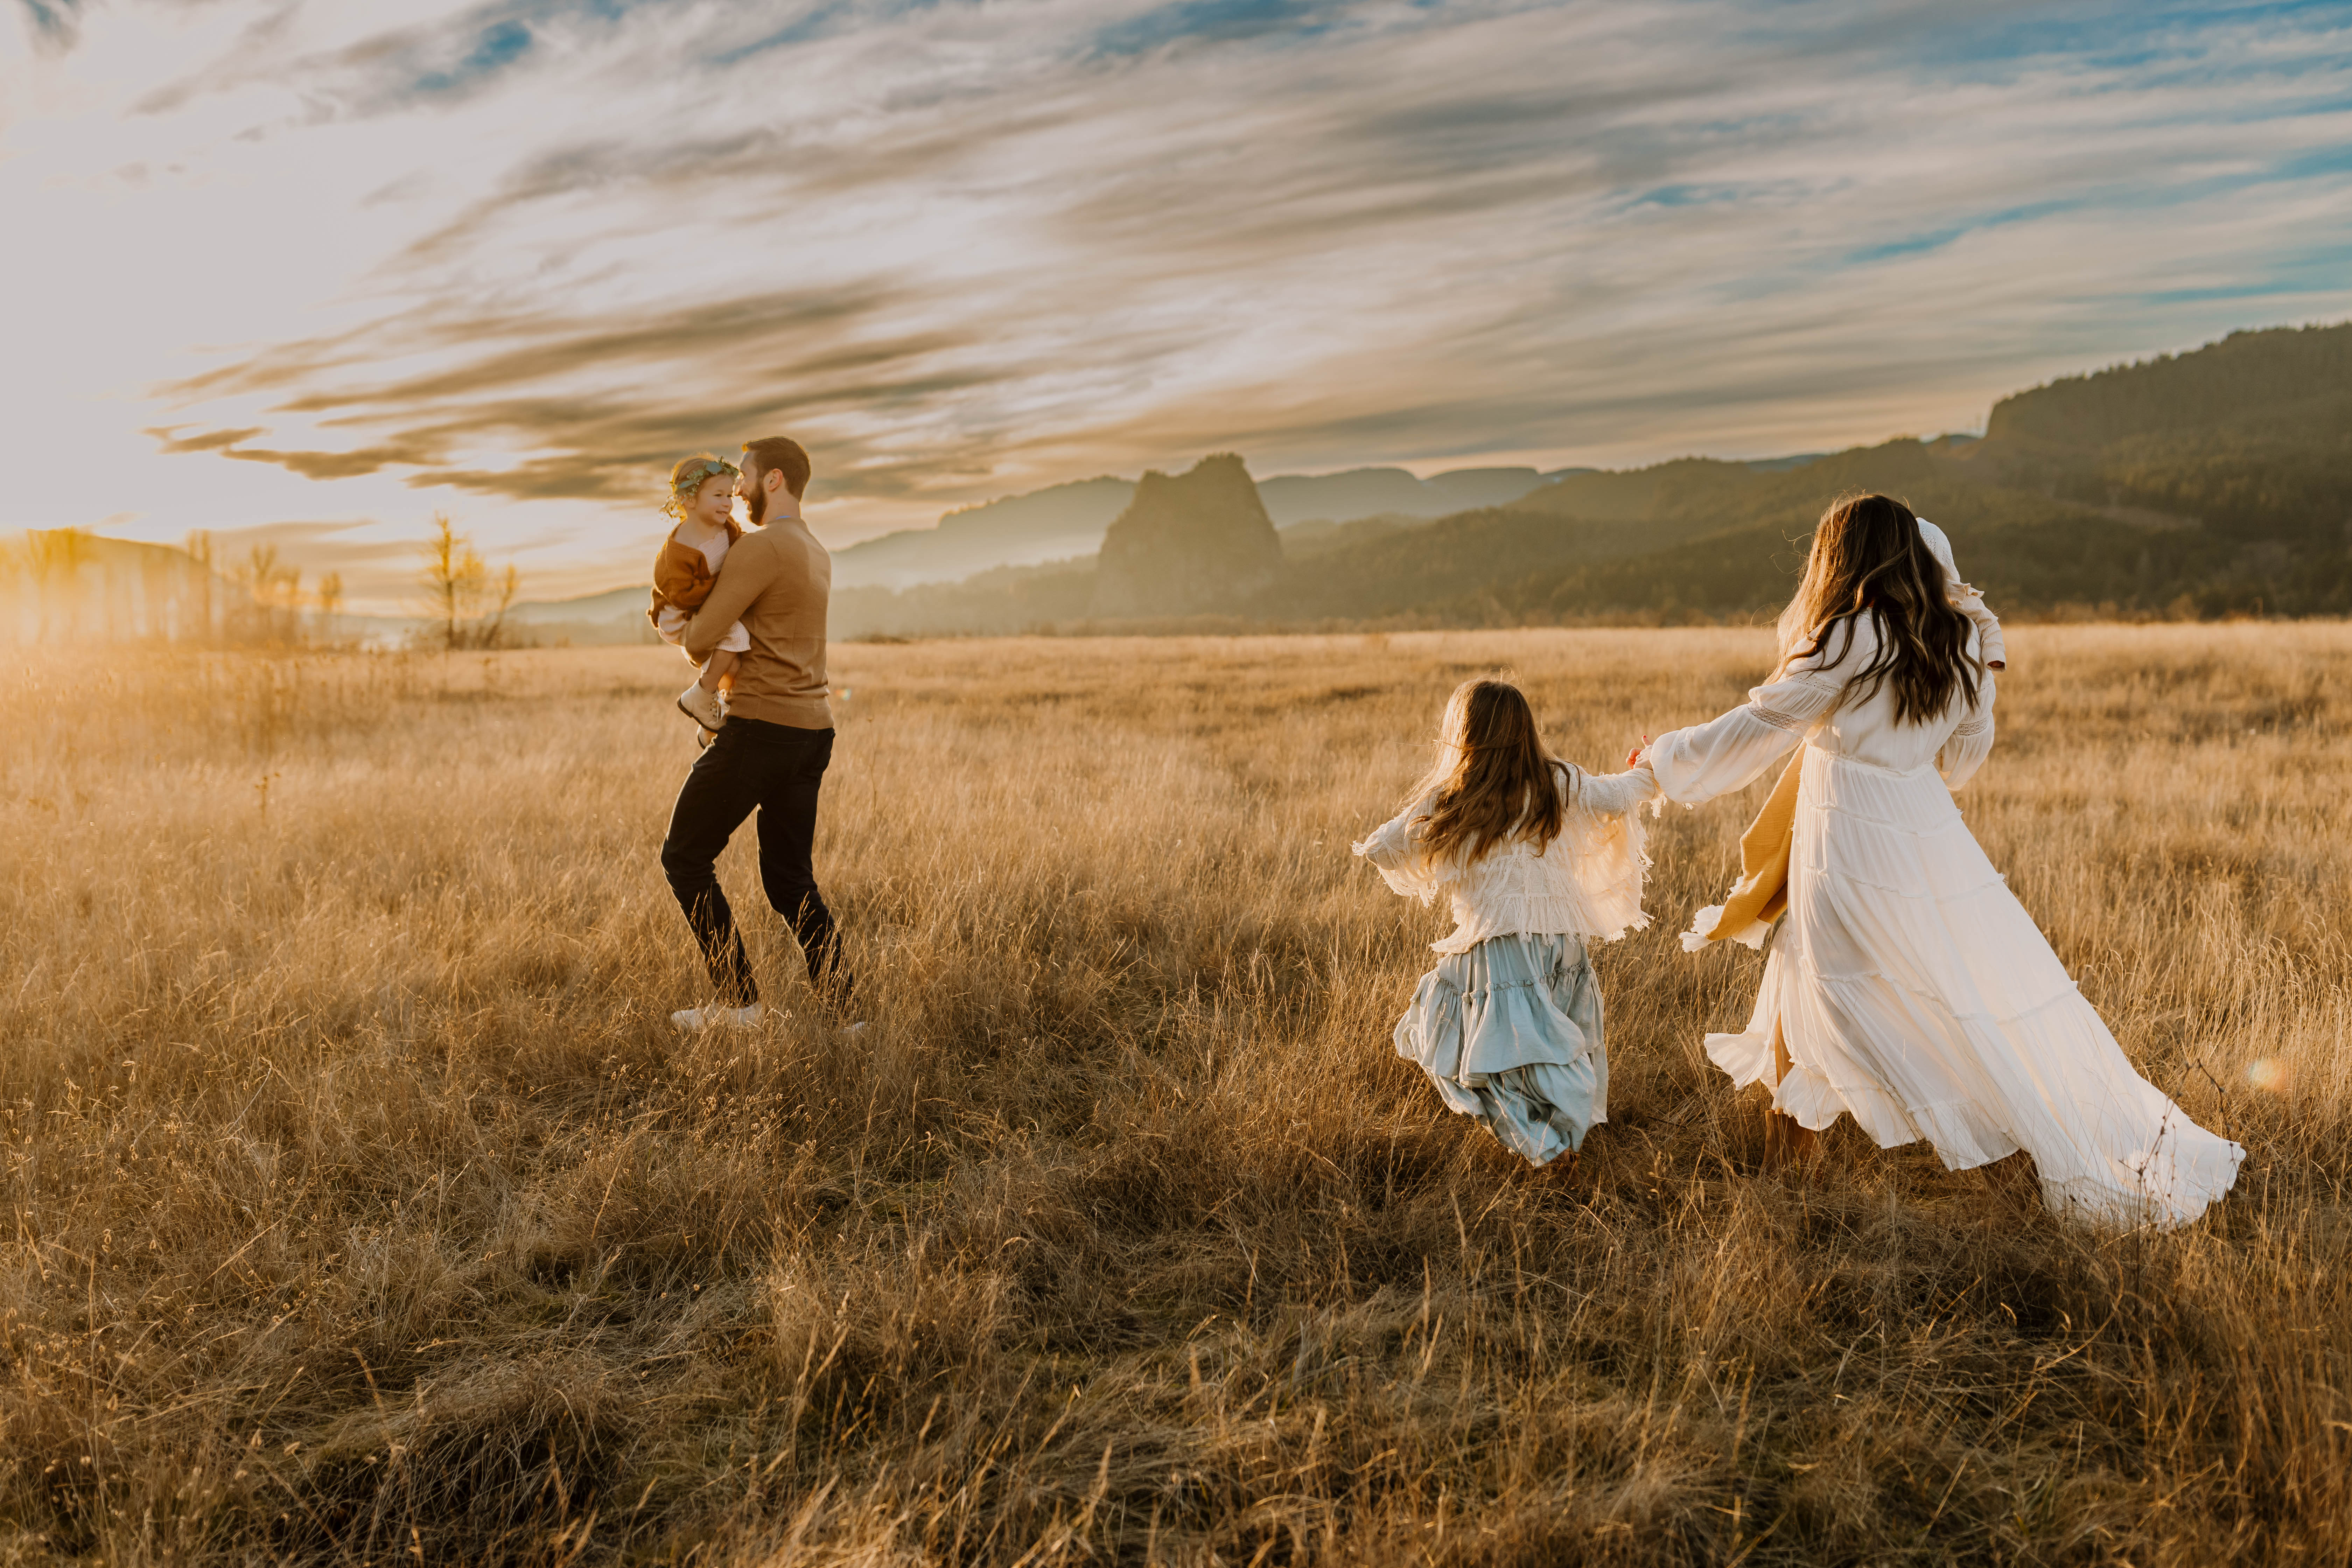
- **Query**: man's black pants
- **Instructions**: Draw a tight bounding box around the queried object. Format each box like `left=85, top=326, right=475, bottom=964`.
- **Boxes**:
left=659, top=718, right=847, bottom=1008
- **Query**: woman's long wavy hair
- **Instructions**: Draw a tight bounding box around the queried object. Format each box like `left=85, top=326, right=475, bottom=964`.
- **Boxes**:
left=1408, top=679, right=1570, bottom=867
left=1776, top=492, right=1980, bottom=725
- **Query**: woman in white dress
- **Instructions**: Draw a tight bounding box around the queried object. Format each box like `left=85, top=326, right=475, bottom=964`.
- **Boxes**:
left=1641, top=493, right=2242, bottom=1228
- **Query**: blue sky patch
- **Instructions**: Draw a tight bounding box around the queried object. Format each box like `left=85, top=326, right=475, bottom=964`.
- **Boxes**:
left=1846, top=200, right=2087, bottom=266
left=413, top=20, right=536, bottom=97
left=1093, top=0, right=1336, bottom=57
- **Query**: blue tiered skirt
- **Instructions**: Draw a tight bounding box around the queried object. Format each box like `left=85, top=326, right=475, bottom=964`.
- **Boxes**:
left=1394, top=931, right=1606, bottom=1166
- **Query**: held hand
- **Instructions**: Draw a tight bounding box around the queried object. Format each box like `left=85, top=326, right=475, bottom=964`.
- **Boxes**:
left=1626, top=732, right=1652, bottom=769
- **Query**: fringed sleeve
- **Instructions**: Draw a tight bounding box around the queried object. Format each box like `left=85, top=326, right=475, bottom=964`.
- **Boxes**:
left=1352, top=792, right=1454, bottom=905
left=1558, top=763, right=1659, bottom=943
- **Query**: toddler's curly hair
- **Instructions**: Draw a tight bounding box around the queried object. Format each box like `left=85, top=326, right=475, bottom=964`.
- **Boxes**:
left=663, top=453, right=740, bottom=522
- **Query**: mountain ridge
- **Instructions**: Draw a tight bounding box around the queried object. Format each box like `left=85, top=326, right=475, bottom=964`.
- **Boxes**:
left=830, top=321, right=2352, bottom=634
left=831, top=463, right=1573, bottom=590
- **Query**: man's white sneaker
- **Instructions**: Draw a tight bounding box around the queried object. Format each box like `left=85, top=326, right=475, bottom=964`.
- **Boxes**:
left=678, top=682, right=727, bottom=730
left=671, top=1001, right=762, bottom=1032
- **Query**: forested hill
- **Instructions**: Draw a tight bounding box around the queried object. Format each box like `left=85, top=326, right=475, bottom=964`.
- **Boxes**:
left=1975, top=322, right=2352, bottom=547
left=1988, top=322, right=2351, bottom=452
left=1222, top=436, right=2222, bottom=624
left=828, top=321, right=2352, bottom=636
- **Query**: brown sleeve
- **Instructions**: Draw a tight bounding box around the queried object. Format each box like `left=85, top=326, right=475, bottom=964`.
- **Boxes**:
left=684, top=534, right=779, bottom=658
left=652, top=541, right=713, bottom=612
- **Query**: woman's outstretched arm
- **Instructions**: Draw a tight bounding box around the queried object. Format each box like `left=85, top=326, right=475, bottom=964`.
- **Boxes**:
left=1644, top=654, right=1847, bottom=807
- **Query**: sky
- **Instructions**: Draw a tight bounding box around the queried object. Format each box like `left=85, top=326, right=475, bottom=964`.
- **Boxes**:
left=3, top=0, right=2349, bottom=610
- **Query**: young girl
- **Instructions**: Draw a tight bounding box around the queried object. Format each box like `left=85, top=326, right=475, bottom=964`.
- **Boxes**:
left=1354, top=679, right=1661, bottom=1167
left=648, top=454, right=750, bottom=732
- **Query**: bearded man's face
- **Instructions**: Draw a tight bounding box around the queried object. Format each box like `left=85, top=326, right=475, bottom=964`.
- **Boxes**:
left=735, top=462, right=768, bottom=525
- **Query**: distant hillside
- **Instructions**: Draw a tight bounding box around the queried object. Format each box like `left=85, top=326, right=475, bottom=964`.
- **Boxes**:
left=504, top=585, right=644, bottom=627
left=1988, top=324, right=2350, bottom=452
left=1977, top=322, right=2352, bottom=544
left=1242, top=443, right=1965, bottom=624
left=1255, top=465, right=1571, bottom=525
left=831, top=477, right=1135, bottom=592
left=832, top=322, right=2352, bottom=636
left=831, top=464, right=1567, bottom=590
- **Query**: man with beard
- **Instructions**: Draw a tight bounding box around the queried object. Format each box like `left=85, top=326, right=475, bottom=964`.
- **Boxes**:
left=661, top=435, right=855, bottom=1031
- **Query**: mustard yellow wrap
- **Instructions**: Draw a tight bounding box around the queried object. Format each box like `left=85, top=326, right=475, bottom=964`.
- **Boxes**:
left=1681, top=749, right=1801, bottom=950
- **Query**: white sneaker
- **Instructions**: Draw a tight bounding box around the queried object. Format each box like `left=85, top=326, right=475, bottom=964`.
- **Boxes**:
left=670, top=1001, right=762, bottom=1031
left=678, top=682, right=727, bottom=730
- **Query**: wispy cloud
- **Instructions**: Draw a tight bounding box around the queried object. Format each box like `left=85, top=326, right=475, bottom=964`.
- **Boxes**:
left=4, top=0, right=2349, bottom=607
left=15, top=0, right=84, bottom=51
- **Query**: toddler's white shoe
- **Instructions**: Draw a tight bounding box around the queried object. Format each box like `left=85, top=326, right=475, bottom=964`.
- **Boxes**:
left=678, top=681, right=727, bottom=730
left=670, top=1001, right=762, bottom=1032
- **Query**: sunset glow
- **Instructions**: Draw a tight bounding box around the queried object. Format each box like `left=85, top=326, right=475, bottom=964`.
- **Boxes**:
left=5, top=1, right=2348, bottom=608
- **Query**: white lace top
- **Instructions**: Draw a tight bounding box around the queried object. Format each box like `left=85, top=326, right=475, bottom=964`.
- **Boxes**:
left=1353, top=762, right=1662, bottom=954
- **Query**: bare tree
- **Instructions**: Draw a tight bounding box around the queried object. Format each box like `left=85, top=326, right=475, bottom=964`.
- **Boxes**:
left=241, top=544, right=303, bottom=645
left=419, top=513, right=522, bottom=650
left=421, top=512, right=479, bottom=650
left=316, top=571, right=344, bottom=644
left=479, top=564, right=520, bottom=650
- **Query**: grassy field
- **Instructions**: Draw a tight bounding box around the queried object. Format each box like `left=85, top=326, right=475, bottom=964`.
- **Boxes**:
left=2, top=625, right=2348, bottom=1566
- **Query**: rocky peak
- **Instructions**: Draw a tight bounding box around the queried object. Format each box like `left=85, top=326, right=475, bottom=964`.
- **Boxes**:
left=1090, top=453, right=1281, bottom=618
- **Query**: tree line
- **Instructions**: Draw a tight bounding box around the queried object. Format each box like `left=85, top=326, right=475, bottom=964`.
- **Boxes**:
left=2, top=512, right=524, bottom=650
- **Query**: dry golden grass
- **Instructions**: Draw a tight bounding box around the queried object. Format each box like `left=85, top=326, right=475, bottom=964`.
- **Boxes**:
left=2, top=625, right=2348, bottom=1566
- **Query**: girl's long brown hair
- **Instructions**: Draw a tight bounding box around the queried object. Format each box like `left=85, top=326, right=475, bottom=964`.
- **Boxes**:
left=1776, top=492, right=1980, bottom=725
left=1409, top=679, right=1570, bottom=866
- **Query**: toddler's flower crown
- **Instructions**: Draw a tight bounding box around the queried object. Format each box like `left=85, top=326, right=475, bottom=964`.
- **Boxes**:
left=663, top=455, right=740, bottom=520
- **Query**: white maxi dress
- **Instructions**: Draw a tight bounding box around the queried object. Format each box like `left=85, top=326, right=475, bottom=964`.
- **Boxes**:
left=1645, top=616, right=2243, bottom=1228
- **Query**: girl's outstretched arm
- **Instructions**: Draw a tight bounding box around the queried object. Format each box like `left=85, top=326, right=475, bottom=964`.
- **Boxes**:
left=1568, top=762, right=1659, bottom=818
left=1351, top=792, right=1447, bottom=903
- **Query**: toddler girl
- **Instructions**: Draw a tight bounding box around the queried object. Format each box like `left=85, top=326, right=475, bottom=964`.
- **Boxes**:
left=1354, top=678, right=1660, bottom=1167
left=648, top=453, right=750, bottom=732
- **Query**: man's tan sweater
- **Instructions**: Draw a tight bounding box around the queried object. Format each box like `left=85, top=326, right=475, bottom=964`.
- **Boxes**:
left=682, top=518, right=834, bottom=730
